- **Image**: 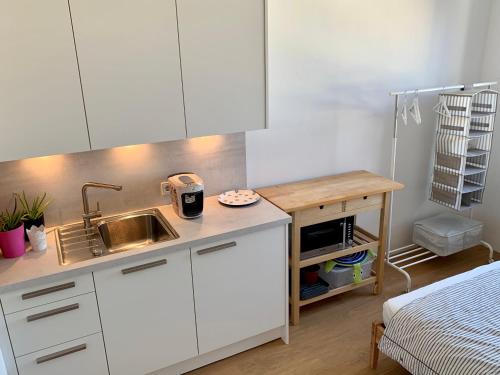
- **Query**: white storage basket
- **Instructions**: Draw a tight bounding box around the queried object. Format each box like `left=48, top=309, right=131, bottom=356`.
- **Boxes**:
left=413, top=213, right=483, bottom=256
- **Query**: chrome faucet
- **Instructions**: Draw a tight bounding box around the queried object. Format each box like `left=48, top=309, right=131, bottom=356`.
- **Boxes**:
left=82, top=182, right=123, bottom=229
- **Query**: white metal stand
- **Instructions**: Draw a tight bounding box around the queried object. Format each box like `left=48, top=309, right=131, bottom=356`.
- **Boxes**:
left=387, top=81, right=497, bottom=292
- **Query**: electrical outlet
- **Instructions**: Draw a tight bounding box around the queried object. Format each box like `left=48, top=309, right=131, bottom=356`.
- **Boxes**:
left=160, top=181, right=170, bottom=196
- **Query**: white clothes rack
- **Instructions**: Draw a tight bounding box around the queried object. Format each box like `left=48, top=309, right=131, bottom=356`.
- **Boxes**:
left=387, top=81, right=496, bottom=292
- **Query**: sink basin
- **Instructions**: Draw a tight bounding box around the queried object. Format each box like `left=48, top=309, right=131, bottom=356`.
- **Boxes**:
left=56, top=209, right=179, bottom=265
left=97, top=209, right=178, bottom=252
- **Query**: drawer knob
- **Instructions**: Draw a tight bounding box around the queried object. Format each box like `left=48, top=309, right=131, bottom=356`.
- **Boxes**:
left=197, top=241, right=237, bottom=255
left=27, top=303, right=80, bottom=322
left=21, top=282, right=76, bottom=300
left=121, top=259, right=167, bottom=275
left=36, top=343, right=87, bottom=364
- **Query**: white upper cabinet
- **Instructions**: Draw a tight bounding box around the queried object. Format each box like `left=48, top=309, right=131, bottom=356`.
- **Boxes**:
left=177, top=0, right=267, bottom=138
left=0, top=0, right=90, bottom=162
left=69, top=0, right=187, bottom=150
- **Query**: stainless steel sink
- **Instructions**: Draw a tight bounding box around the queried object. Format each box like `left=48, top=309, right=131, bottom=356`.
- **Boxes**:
left=97, top=210, right=179, bottom=252
left=56, top=209, right=179, bottom=265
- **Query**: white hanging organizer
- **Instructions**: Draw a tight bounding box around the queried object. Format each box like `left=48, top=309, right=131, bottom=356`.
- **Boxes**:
left=387, top=82, right=497, bottom=292
left=430, top=89, right=498, bottom=210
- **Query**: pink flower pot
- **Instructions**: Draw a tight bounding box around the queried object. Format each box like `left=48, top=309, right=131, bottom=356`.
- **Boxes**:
left=0, top=225, right=26, bottom=258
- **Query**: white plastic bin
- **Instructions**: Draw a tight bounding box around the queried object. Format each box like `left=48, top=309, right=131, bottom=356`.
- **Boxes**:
left=413, top=213, right=483, bottom=256
left=318, top=253, right=375, bottom=289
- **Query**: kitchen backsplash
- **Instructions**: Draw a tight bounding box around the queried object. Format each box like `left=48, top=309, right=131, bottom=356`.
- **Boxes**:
left=0, top=133, right=246, bottom=227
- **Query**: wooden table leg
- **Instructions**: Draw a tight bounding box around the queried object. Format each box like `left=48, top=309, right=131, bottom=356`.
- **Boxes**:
left=374, top=192, right=390, bottom=295
left=290, top=213, right=301, bottom=325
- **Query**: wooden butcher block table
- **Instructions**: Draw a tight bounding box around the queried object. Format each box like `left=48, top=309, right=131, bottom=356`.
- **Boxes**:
left=257, top=170, right=404, bottom=325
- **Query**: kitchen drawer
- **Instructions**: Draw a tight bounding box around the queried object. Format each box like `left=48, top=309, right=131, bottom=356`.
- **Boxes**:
left=1, top=274, right=94, bottom=314
left=345, top=193, right=383, bottom=212
left=6, top=292, right=101, bottom=357
left=298, top=202, right=343, bottom=226
left=16, top=332, right=108, bottom=375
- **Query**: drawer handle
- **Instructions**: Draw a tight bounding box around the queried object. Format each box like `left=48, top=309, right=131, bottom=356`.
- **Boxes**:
left=27, top=303, right=80, bottom=322
left=197, top=241, right=237, bottom=255
left=22, top=282, right=76, bottom=300
left=121, top=259, right=167, bottom=275
left=36, top=343, right=87, bottom=364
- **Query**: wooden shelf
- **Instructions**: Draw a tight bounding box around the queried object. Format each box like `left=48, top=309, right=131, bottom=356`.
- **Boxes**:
left=299, top=276, right=377, bottom=307
left=299, top=226, right=379, bottom=268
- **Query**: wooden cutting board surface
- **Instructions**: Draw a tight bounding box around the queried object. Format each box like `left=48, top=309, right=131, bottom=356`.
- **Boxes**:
left=256, top=170, right=404, bottom=213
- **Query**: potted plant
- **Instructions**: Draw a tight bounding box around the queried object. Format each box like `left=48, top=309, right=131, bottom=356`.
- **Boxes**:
left=0, top=198, right=26, bottom=258
left=17, top=191, right=51, bottom=241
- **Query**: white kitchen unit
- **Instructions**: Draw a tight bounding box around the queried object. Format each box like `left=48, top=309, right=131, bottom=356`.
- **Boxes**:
left=0, top=198, right=290, bottom=375
left=191, top=226, right=286, bottom=354
left=177, top=0, right=267, bottom=137
left=93, top=251, right=198, bottom=375
left=0, top=0, right=90, bottom=162
left=69, top=0, right=187, bottom=149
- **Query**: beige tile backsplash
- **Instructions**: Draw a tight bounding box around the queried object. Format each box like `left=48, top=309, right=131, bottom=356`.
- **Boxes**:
left=0, top=133, right=246, bottom=226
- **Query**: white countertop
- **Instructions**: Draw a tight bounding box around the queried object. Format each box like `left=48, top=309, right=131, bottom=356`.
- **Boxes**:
left=0, top=196, right=290, bottom=293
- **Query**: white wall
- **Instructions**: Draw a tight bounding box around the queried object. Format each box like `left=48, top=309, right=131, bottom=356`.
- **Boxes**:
left=475, top=0, right=500, bottom=249
left=247, top=0, right=492, bottom=246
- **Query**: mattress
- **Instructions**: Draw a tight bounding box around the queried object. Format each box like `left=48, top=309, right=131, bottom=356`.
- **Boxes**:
left=380, top=264, right=500, bottom=375
left=383, top=260, right=500, bottom=325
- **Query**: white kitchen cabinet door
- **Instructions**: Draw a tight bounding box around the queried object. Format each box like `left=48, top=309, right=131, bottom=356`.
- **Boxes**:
left=177, top=0, right=266, bottom=137
left=93, top=251, right=198, bottom=375
left=0, top=0, right=90, bottom=162
left=191, top=226, right=286, bottom=354
left=69, top=0, right=186, bottom=150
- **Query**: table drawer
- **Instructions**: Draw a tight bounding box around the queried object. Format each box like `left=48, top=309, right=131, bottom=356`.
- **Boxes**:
left=16, top=332, right=108, bottom=375
left=6, top=292, right=101, bottom=357
left=298, top=202, right=343, bottom=226
left=345, top=193, right=383, bottom=212
left=1, top=274, right=95, bottom=314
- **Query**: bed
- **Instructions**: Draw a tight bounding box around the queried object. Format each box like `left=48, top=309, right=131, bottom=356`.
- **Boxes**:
left=370, top=261, right=500, bottom=374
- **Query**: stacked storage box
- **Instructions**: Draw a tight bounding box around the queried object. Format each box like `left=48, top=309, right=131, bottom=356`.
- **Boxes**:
left=430, top=89, right=498, bottom=210
left=318, top=251, right=375, bottom=289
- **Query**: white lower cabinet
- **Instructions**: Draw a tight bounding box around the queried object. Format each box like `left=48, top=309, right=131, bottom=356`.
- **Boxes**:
left=93, top=251, right=198, bottom=375
left=2, top=226, right=287, bottom=375
left=191, top=226, right=286, bottom=354
left=16, top=332, right=108, bottom=375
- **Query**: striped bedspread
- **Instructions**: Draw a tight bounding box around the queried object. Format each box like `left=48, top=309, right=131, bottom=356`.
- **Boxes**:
left=379, top=268, right=500, bottom=375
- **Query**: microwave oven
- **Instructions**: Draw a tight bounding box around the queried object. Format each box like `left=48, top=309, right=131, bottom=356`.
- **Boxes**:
left=300, top=216, right=354, bottom=260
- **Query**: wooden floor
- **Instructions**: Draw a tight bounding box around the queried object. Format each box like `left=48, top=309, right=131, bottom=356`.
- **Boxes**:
left=189, top=246, right=498, bottom=375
